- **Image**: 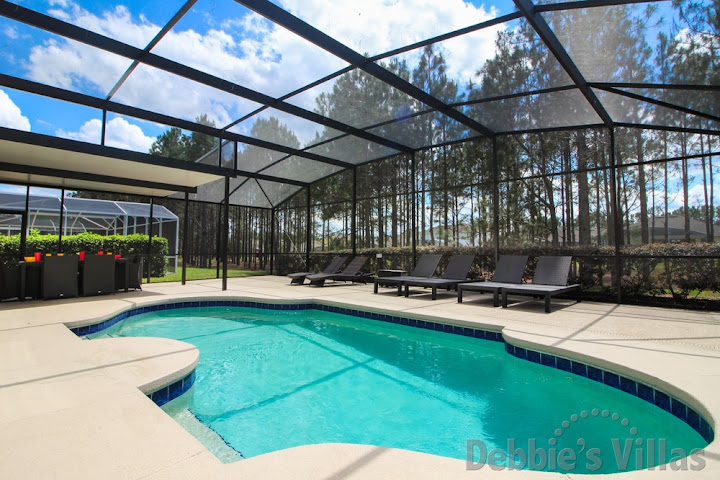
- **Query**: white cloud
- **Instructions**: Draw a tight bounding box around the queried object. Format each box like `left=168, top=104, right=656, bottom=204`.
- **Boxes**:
left=687, top=182, right=717, bottom=207
left=4, top=25, right=19, bottom=39
left=0, top=184, right=63, bottom=196
left=25, top=3, right=156, bottom=95
left=278, top=0, right=501, bottom=84
left=56, top=118, right=101, bottom=144
left=48, top=3, right=156, bottom=47
left=56, top=117, right=155, bottom=153
left=0, top=184, right=31, bottom=195
left=26, top=38, right=133, bottom=93
left=0, top=89, right=31, bottom=131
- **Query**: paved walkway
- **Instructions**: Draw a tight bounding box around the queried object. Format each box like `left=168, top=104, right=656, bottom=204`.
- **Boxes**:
left=1, top=276, right=719, bottom=479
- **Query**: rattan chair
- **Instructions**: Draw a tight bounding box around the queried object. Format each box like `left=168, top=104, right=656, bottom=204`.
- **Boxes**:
left=43, top=255, right=79, bottom=299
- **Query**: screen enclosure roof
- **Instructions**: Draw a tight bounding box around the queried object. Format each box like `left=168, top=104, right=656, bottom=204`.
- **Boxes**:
left=0, top=0, right=717, bottom=208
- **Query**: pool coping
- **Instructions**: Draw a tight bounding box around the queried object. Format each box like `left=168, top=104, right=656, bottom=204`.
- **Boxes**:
left=74, top=297, right=714, bottom=447
left=3, top=276, right=720, bottom=479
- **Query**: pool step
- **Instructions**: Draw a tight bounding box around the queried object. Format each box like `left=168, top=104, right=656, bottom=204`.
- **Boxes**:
left=170, top=408, right=245, bottom=463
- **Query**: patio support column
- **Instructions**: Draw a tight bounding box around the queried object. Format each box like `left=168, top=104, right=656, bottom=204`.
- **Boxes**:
left=20, top=186, right=29, bottom=259
left=609, top=128, right=623, bottom=304
left=492, top=137, right=500, bottom=262
left=269, top=207, right=275, bottom=275
left=58, top=188, right=65, bottom=252
left=182, top=192, right=189, bottom=285
left=410, top=152, right=417, bottom=266
left=222, top=175, right=229, bottom=291
left=305, top=186, right=311, bottom=268
left=146, top=197, right=154, bottom=284
left=216, top=206, right=221, bottom=279
left=352, top=166, right=357, bottom=256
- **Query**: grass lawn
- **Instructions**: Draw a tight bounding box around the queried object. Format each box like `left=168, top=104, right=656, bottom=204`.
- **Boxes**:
left=150, top=267, right=268, bottom=283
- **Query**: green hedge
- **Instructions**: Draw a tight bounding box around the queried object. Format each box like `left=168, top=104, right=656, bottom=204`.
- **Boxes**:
left=0, top=232, right=168, bottom=277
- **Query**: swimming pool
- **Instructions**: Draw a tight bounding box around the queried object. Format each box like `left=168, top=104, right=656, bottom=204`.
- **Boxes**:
left=94, top=304, right=708, bottom=474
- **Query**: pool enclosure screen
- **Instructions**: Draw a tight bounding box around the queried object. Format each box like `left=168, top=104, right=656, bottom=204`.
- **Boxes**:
left=0, top=0, right=717, bottom=301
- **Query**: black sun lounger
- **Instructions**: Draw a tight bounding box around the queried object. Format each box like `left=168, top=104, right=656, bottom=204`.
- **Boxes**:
left=373, top=254, right=443, bottom=295
left=401, top=255, right=475, bottom=300
left=306, top=256, right=370, bottom=286
left=500, top=256, right=580, bottom=313
left=457, top=255, right=529, bottom=306
left=287, top=256, right=347, bottom=285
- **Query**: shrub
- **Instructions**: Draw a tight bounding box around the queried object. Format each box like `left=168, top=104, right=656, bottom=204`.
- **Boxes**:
left=0, top=232, right=168, bottom=277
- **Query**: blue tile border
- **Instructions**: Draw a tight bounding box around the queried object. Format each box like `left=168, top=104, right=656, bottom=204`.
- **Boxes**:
left=504, top=342, right=715, bottom=445
left=147, top=369, right=196, bottom=407
left=72, top=299, right=507, bottom=344
left=73, top=298, right=715, bottom=445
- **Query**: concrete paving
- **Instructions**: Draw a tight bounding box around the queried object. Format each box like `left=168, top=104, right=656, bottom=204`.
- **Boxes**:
left=1, top=275, right=719, bottom=479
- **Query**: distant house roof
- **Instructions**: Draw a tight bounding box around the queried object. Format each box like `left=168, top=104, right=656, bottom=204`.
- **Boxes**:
left=629, top=215, right=719, bottom=237
left=0, top=193, right=177, bottom=220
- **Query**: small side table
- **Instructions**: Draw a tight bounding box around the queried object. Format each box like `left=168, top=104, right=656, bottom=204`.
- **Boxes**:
left=374, top=269, right=409, bottom=294
left=378, top=269, right=407, bottom=277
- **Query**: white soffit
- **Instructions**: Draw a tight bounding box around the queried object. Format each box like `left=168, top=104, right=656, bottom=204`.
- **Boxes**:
left=0, top=137, right=223, bottom=196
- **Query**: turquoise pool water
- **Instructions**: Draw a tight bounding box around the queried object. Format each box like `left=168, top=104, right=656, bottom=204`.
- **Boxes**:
left=99, top=306, right=706, bottom=473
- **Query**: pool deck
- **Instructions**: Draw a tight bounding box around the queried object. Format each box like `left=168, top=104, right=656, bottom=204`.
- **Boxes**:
left=1, top=275, right=719, bottom=479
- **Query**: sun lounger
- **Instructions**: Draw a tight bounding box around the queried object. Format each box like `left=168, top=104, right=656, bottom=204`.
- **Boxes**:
left=373, top=254, right=443, bottom=295
left=288, top=256, right=347, bottom=285
left=500, top=256, right=580, bottom=313
left=401, top=255, right=475, bottom=300
left=306, top=256, right=370, bottom=286
left=457, top=255, right=529, bottom=306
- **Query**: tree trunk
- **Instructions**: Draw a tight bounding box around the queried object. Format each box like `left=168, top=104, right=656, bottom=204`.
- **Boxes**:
left=429, top=166, right=435, bottom=246
left=594, top=138, right=602, bottom=243
left=636, top=130, right=649, bottom=244
left=560, top=174, right=567, bottom=244
left=443, top=148, right=449, bottom=246
left=604, top=167, right=615, bottom=246
left=682, top=135, right=690, bottom=242
left=421, top=155, right=426, bottom=246
left=664, top=132, right=670, bottom=243
left=563, top=137, right=572, bottom=245
left=391, top=165, right=398, bottom=247
left=469, top=185, right=476, bottom=246
left=700, top=133, right=711, bottom=242
left=619, top=167, right=631, bottom=245
left=650, top=162, right=656, bottom=244
left=709, top=135, right=715, bottom=242
left=544, top=175, right=559, bottom=246
left=576, top=133, right=591, bottom=245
